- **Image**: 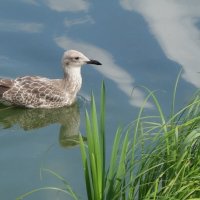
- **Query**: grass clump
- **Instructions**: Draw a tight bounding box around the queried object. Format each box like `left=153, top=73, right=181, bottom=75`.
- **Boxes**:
left=80, top=81, right=200, bottom=200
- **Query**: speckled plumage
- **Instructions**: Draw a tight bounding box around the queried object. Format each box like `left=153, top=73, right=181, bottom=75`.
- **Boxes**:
left=0, top=50, right=101, bottom=108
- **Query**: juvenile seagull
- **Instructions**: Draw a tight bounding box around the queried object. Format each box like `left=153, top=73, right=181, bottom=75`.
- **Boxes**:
left=0, top=50, right=101, bottom=108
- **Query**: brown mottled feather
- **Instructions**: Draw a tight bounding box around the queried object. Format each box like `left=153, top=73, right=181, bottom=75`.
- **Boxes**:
left=1, top=76, right=70, bottom=108
left=0, top=79, right=13, bottom=97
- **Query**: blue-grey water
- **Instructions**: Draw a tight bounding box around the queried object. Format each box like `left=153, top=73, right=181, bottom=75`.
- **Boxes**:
left=0, top=1, right=200, bottom=199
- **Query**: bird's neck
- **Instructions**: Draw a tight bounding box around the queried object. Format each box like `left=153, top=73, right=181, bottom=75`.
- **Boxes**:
left=62, top=66, right=82, bottom=92
left=64, top=66, right=81, bottom=78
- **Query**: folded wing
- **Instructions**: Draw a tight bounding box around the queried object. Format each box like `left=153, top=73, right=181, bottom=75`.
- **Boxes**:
left=1, top=76, right=66, bottom=108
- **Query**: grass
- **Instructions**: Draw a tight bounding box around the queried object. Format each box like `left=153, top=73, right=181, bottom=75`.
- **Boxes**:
left=79, top=80, right=200, bottom=200
left=17, top=78, right=200, bottom=200
left=16, top=168, right=80, bottom=200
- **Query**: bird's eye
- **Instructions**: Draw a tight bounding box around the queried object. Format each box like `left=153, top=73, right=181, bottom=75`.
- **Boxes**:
left=74, top=57, right=79, bottom=60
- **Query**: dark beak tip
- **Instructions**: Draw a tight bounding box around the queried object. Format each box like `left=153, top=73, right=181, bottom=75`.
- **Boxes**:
left=96, top=62, right=102, bottom=65
left=87, top=60, right=102, bottom=65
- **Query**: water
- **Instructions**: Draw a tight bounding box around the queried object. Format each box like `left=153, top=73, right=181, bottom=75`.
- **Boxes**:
left=0, top=0, right=199, bottom=199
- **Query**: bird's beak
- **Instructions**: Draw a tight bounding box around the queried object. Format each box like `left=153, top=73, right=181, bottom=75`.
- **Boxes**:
left=86, top=59, right=102, bottom=65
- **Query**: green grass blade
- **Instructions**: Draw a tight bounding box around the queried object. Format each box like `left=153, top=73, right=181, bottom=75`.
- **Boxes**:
left=79, top=134, right=93, bottom=200
left=40, top=168, right=79, bottom=200
left=100, top=81, right=106, bottom=192
left=171, top=69, right=183, bottom=117
left=16, top=187, right=76, bottom=200
left=90, top=94, right=103, bottom=198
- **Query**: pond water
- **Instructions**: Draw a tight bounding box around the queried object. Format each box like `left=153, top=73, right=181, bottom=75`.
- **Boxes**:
left=0, top=0, right=200, bottom=199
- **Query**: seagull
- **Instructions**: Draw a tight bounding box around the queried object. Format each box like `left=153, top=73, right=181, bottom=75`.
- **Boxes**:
left=0, top=50, right=102, bottom=108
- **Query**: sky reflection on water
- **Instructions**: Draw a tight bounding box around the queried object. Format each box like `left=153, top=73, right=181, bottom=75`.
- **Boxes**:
left=0, top=0, right=200, bottom=199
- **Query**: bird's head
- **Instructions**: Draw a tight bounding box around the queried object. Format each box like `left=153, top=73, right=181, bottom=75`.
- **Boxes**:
left=62, top=50, right=102, bottom=69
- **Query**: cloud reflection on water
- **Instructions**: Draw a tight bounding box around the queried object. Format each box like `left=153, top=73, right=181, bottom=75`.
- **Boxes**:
left=120, top=0, right=200, bottom=88
left=44, top=0, right=90, bottom=12
left=55, top=36, right=153, bottom=108
left=0, top=20, right=43, bottom=33
left=64, top=15, right=94, bottom=27
left=21, top=0, right=90, bottom=12
left=20, top=0, right=39, bottom=6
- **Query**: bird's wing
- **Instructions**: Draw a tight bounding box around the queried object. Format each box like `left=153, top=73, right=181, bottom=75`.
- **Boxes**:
left=2, top=76, right=65, bottom=107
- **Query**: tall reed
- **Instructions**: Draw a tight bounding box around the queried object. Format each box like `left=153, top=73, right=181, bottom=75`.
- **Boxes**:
left=80, top=81, right=200, bottom=200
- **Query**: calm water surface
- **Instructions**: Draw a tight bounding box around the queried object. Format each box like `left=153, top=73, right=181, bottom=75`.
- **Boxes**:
left=0, top=0, right=200, bottom=199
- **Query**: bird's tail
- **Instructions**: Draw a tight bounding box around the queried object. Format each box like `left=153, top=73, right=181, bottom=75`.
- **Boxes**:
left=0, top=79, right=13, bottom=97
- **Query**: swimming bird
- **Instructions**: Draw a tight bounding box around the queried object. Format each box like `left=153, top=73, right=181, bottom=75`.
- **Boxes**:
left=0, top=50, right=102, bottom=108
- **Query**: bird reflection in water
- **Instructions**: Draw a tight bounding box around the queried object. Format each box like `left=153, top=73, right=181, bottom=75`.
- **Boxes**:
left=0, top=103, right=85, bottom=147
